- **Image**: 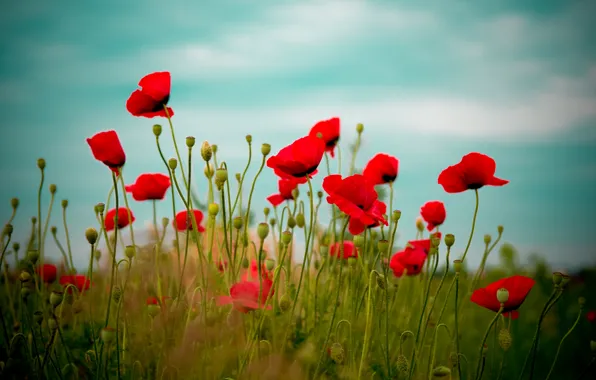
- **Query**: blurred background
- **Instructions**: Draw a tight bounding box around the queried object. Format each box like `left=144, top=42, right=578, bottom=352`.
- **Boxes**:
left=1, top=0, right=595, bottom=271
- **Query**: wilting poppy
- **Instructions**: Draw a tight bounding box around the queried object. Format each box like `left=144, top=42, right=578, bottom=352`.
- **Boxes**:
left=173, top=210, right=205, bottom=232
left=470, top=275, right=535, bottom=319
left=329, top=241, right=358, bottom=260
left=323, top=174, right=388, bottom=235
left=389, top=246, right=427, bottom=277
left=362, top=153, right=399, bottom=185
left=104, top=207, right=135, bottom=232
left=87, top=130, right=126, bottom=175
left=126, top=71, right=174, bottom=118
left=266, top=178, right=300, bottom=207
left=125, top=173, right=171, bottom=201
left=266, top=135, right=326, bottom=180
left=59, top=275, right=91, bottom=293
left=438, top=152, right=509, bottom=193
left=308, top=117, right=340, bottom=158
left=36, top=264, right=57, bottom=283
left=218, top=278, right=274, bottom=313
left=420, top=201, right=446, bottom=231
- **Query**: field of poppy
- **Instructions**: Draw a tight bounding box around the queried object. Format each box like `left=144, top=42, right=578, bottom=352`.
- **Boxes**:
left=0, top=71, right=595, bottom=379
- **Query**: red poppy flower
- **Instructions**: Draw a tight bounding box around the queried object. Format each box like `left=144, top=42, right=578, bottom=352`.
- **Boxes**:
left=217, top=278, right=274, bottom=313
left=323, top=174, right=388, bottom=235
left=173, top=210, right=205, bottom=232
left=349, top=200, right=387, bottom=233
left=217, top=260, right=228, bottom=273
left=126, top=71, right=174, bottom=118
left=470, top=275, right=535, bottom=319
left=59, top=275, right=91, bottom=293
left=266, top=135, right=326, bottom=180
left=438, top=152, right=509, bottom=193
left=329, top=241, right=358, bottom=259
left=125, top=173, right=171, bottom=201
left=408, top=232, right=442, bottom=254
left=362, top=153, right=399, bottom=185
left=241, top=259, right=273, bottom=282
left=86, top=130, right=126, bottom=175
left=587, top=310, right=596, bottom=323
left=266, top=178, right=300, bottom=207
left=36, top=264, right=57, bottom=283
left=146, top=296, right=170, bottom=305
left=420, top=201, right=446, bottom=231
left=308, top=117, right=340, bottom=158
left=104, top=207, right=135, bottom=232
left=389, top=246, right=427, bottom=277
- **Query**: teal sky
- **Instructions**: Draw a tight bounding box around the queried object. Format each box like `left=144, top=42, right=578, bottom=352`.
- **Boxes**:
left=1, top=0, right=595, bottom=272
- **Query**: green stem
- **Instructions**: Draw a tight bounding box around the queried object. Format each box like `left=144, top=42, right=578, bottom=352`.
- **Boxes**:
left=358, top=270, right=381, bottom=379
left=164, top=106, right=188, bottom=189
left=474, top=307, right=504, bottom=380
left=454, top=273, right=462, bottom=379
left=62, top=206, right=75, bottom=272
left=461, top=189, right=479, bottom=263
left=544, top=305, right=583, bottom=380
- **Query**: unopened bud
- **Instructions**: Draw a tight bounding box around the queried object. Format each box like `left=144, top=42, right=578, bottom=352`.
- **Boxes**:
left=186, top=136, right=195, bottom=148
left=444, top=234, right=455, bottom=247
left=279, top=294, right=291, bottom=312
left=263, top=207, right=270, bottom=217
left=432, top=366, right=451, bottom=377
left=48, top=317, right=58, bottom=331
left=31, top=216, right=37, bottom=224
left=125, top=245, right=136, bottom=260
left=235, top=173, right=241, bottom=182
left=20, top=271, right=32, bottom=282
left=168, top=158, right=177, bottom=170
left=356, top=123, right=364, bottom=134
left=329, top=342, right=344, bottom=364
left=12, top=242, right=19, bottom=252
left=353, top=235, right=364, bottom=248
left=245, top=135, right=252, bottom=143
left=296, top=213, right=305, bottom=228
left=265, top=259, right=275, bottom=271
left=233, top=217, right=243, bottom=230
left=415, top=217, right=424, bottom=232
left=242, top=257, right=250, bottom=269
left=484, top=234, right=492, bottom=245
left=201, top=141, right=212, bottom=161
left=85, top=228, right=98, bottom=245
left=61, top=199, right=68, bottom=208
left=257, top=223, right=269, bottom=240
left=211, top=144, right=218, bottom=153
left=261, top=143, right=271, bottom=156
left=287, top=216, right=296, bottom=229
left=497, top=225, right=504, bottom=235
left=215, top=168, right=228, bottom=183
left=281, top=231, right=292, bottom=246
left=50, top=290, right=63, bottom=308
left=208, top=203, right=219, bottom=216
left=37, top=158, right=46, bottom=170
left=320, top=245, right=329, bottom=256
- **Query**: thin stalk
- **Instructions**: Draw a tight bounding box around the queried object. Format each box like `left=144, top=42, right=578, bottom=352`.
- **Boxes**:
left=544, top=305, right=584, bottom=380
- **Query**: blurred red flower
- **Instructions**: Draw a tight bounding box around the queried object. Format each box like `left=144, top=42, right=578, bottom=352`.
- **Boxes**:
left=59, top=275, right=91, bottom=293
left=218, top=278, right=274, bottom=313
left=329, top=241, right=358, bottom=260
left=389, top=246, right=427, bottom=277
left=125, top=173, right=171, bottom=201
left=408, top=232, right=442, bottom=254
left=470, top=275, right=535, bottom=319
left=438, top=152, right=508, bottom=193
left=420, top=201, right=446, bottom=231
left=266, top=135, right=325, bottom=181
left=86, top=130, right=126, bottom=175
left=362, top=153, right=399, bottom=185
left=104, top=207, right=135, bottom=232
left=323, top=174, right=388, bottom=235
left=308, top=117, right=340, bottom=158
left=36, top=264, right=57, bottom=283
left=586, top=310, right=596, bottom=323
left=173, top=210, right=205, bottom=232
left=266, top=178, right=300, bottom=207
left=126, top=71, right=174, bottom=118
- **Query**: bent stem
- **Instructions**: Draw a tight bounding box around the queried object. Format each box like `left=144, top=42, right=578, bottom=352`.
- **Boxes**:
left=544, top=304, right=583, bottom=380
left=475, top=307, right=504, bottom=380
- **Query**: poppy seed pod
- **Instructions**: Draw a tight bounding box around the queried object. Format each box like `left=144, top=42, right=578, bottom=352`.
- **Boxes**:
left=269, top=217, right=276, bottom=226
left=50, top=226, right=57, bottom=235
left=484, top=234, right=492, bottom=245
left=560, top=274, right=571, bottom=288
left=261, top=143, right=271, bottom=156
left=497, top=288, right=509, bottom=304
left=431, top=234, right=441, bottom=248
left=186, top=136, right=195, bottom=148
left=287, top=216, right=296, bottom=229
left=233, top=217, right=243, bottom=230
left=378, top=240, right=389, bottom=254
left=125, top=245, right=136, bottom=260
left=263, top=207, right=270, bottom=217
left=27, top=250, right=40, bottom=264
left=85, top=228, right=98, bottom=245
left=497, top=225, right=504, bottom=235
left=50, top=290, right=63, bottom=308
left=265, top=259, right=275, bottom=271
left=208, top=203, right=219, bottom=216
left=444, top=234, right=455, bottom=247
left=317, top=190, right=323, bottom=199
left=211, top=144, right=218, bottom=154
left=552, top=272, right=563, bottom=286
left=257, top=223, right=269, bottom=240
left=37, top=158, right=46, bottom=170
left=392, top=210, right=401, bottom=222
left=152, top=124, right=162, bottom=136
left=168, top=158, right=178, bottom=170
left=356, top=123, right=364, bottom=133
left=281, top=231, right=292, bottom=246
left=295, top=213, right=305, bottom=228
left=453, top=259, right=462, bottom=273
left=61, top=199, right=68, bottom=208
left=49, top=184, right=57, bottom=194
left=31, top=216, right=37, bottom=224
left=11, top=197, right=19, bottom=209
left=95, top=203, right=105, bottom=214
left=215, top=168, right=228, bottom=183
left=246, top=135, right=252, bottom=143
left=161, top=217, right=169, bottom=227
left=3, top=224, right=13, bottom=237
left=20, top=271, right=32, bottom=282
left=12, top=242, right=20, bottom=252
left=201, top=141, right=212, bottom=162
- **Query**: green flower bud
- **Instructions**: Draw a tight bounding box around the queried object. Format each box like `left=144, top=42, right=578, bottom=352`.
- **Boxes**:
left=432, top=366, right=451, bottom=377
left=246, top=135, right=252, bottom=143
left=201, top=141, right=212, bottom=161
left=208, top=203, right=219, bottom=216
left=265, top=259, right=275, bottom=271
left=125, top=245, right=136, bottom=260
left=391, top=210, right=401, bottom=222
left=11, top=197, right=19, bottom=209
left=61, top=199, right=68, bottom=208
left=453, top=259, right=462, bottom=274
left=50, top=226, right=57, bottom=235
left=49, top=184, right=57, bottom=194
left=49, top=290, right=63, bottom=308
left=263, top=207, right=270, bottom=217
left=257, top=223, right=269, bottom=240
left=31, top=216, right=37, bottom=224
left=211, top=144, right=218, bottom=153
left=261, top=143, right=271, bottom=156
left=233, top=217, right=243, bottom=230
left=279, top=294, right=291, bottom=312
left=444, top=234, right=455, bottom=247
left=484, top=234, right=492, bottom=245
left=204, top=163, right=214, bottom=178
left=85, top=227, right=98, bottom=245
left=287, top=216, right=296, bottom=229
left=353, top=235, right=364, bottom=248
left=48, top=317, right=58, bottom=331
left=317, top=190, right=323, bottom=199
left=186, top=136, right=196, bottom=148
left=281, top=231, right=292, bottom=246
left=215, top=168, right=228, bottom=183
left=152, top=124, right=162, bottom=136
left=27, top=250, right=39, bottom=264
left=498, top=328, right=512, bottom=351
left=37, top=158, right=46, bottom=170
left=269, top=217, right=276, bottom=226
left=168, top=158, right=178, bottom=170
left=161, top=217, right=169, bottom=227
left=356, top=123, right=364, bottom=134
left=242, top=257, right=250, bottom=269
left=295, top=213, right=305, bottom=228
left=497, top=225, right=504, bottom=235
left=378, top=239, right=389, bottom=254
left=20, top=271, right=31, bottom=282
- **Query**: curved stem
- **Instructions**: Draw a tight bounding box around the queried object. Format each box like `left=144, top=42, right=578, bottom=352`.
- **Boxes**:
left=164, top=106, right=188, bottom=189
left=544, top=305, right=583, bottom=380
left=475, top=307, right=504, bottom=380
left=461, top=189, right=479, bottom=263
left=358, top=270, right=381, bottom=379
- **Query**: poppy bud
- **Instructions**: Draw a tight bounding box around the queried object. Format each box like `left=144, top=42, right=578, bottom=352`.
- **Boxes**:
left=233, top=217, right=243, bottom=230
left=37, top=158, right=46, bottom=170
left=287, top=216, right=296, bottom=229
left=453, top=259, right=462, bottom=274
left=396, top=354, right=409, bottom=373
left=12, top=242, right=20, bottom=252
left=498, top=328, right=512, bottom=351
left=257, top=223, right=269, bottom=240
left=431, top=234, right=441, bottom=248
left=216, top=168, right=228, bottom=183
left=48, top=317, right=58, bottom=331
left=497, top=225, right=504, bottom=235
left=31, top=216, right=37, bottom=224
left=353, top=235, right=364, bottom=248
left=201, top=141, right=212, bottom=162
left=33, top=311, right=43, bottom=325
left=3, top=224, right=13, bottom=237
left=27, top=250, right=39, bottom=264
left=161, top=217, right=169, bottom=227
left=552, top=272, right=563, bottom=286
left=168, top=158, right=178, bottom=170
left=125, top=245, right=136, bottom=260
left=279, top=294, right=291, bottom=312
left=82, top=228, right=98, bottom=246
left=292, top=188, right=299, bottom=199
left=235, top=173, right=241, bottom=182
left=432, top=366, right=451, bottom=377
left=152, top=124, right=162, bottom=136
left=259, top=143, right=271, bottom=157
left=415, top=217, right=424, bottom=232
left=204, top=164, right=214, bottom=178
left=94, top=249, right=102, bottom=261
left=61, top=199, right=68, bottom=208
left=356, top=123, right=364, bottom=134
left=378, top=240, right=389, bottom=254
left=497, top=288, right=509, bottom=304
left=49, top=184, right=57, bottom=194
left=208, top=203, right=219, bottom=216
left=444, top=234, right=455, bottom=247
left=186, top=136, right=195, bottom=148
left=20, top=271, right=31, bottom=282
left=484, top=234, right=492, bottom=245
left=265, top=259, right=275, bottom=271
left=246, top=135, right=252, bottom=143
left=11, top=197, right=19, bottom=209
left=95, top=203, right=105, bottom=214
left=112, top=286, right=122, bottom=303
left=263, top=207, right=270, bottom=217
left=242, top=257, right=250, bottom=268
left=210, top=144, right=218, bottom=154
left=147, top=303, right=160, bottom=318
left=281, top=231, right=292, bottom=246
left=100, top=327, right=115, bottom=344
left=296, top=213, right=305, bottom=228
left=329, top=342, right=344, bottom=364
left=269, top=217, right=276, bottom=226
left=560, top=274, right=571, bottom=288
